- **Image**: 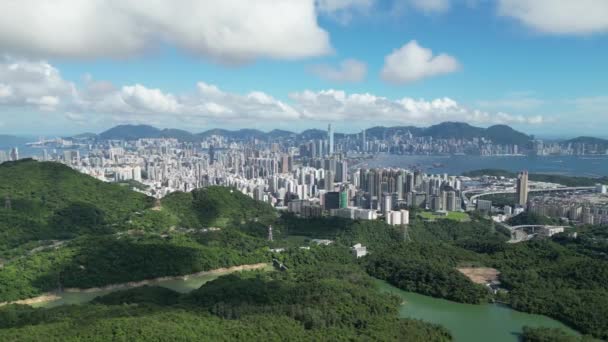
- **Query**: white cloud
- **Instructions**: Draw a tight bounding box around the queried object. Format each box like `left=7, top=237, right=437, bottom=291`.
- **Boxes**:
left=498, top=0, right=608, bottom=35
left=381, top=40, right=460, bottom=84
left=0, top=84, right=13, bottom=98
left=0, top=0, right=331, bottom=63
left=289, top=89, right=543, bottom=125
left=316, top=0, right=374, bottom=23
left=310, top=59, right=367, bottom=82
left=0, top=57, right=545, bottom=128
left=26, top=95, right=60, bottom=111
left=0, top=57, right=73, bottom=111
left=409, top=0, right=450, bottom=14
left=121, top=85, right=180, bottom=114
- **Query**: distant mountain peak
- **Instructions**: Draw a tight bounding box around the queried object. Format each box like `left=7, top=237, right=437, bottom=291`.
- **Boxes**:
left=83, top=121, right=534, bottom=145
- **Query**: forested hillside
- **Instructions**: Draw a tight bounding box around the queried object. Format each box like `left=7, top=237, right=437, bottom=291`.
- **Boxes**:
left=0, top=247, right=451, bottom=341
left=162, top=186, right=277, bottom=229
left=0, top=162, right=607, bottom=339
left=0, top=160, right=153, bottom=251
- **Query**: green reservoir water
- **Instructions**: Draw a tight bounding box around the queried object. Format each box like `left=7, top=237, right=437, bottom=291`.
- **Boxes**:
left=376, top=280, right=579, bottom=342
left=34, top=272, right=233, bottom=309
left=33, top=270, right=580, bottom=341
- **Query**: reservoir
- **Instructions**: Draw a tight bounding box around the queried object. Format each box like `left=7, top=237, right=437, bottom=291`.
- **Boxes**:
left=34, top=270, right=580, bottom=341
left=375, top=280, right=579, bottom=342
left=34, top=266, right=266, bottom=309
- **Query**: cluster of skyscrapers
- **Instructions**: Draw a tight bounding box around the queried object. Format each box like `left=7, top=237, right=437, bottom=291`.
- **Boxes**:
left=0, top=148, right=19, bottom=163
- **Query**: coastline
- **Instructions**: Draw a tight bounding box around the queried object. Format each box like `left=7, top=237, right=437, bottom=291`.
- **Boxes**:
left=0, top=263, right=269, bottom=307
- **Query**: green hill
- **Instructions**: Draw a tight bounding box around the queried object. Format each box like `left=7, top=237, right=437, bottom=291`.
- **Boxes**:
left=162, top=186, right=277, bottom=229
left=0, top=247, right=451, bottom=341
left=0, top=159, right=153, bottom=250
left=98, top=124, right=161, bottom=140
left=0, top=230, right=269, bottom=302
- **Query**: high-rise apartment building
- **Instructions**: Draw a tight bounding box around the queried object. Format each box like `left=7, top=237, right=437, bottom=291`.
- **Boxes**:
left=328, top=124, right=334, bottom=155
left=516, top=171, right=529, bottom=206
left=361, top=129, right=366, bottom=152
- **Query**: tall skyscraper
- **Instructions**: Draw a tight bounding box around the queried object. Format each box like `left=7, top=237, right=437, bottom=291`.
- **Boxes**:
left=446, top=191, right=457, bottom=211
left=208, top=145, right=215, bottom=165
left=405, top=173, right=415, bottom=193
left=10, top=147, right=19, bottom=161
left=361, top=129, right=366, bottom=152
left=328, top=124, right=334, bottom=155
left=325, top=170, right=334, bottom=191
left=516, top=171, right=529, bottom=206
left=324, top=191, right=340, bottom=210
left=280, top=155, right=289, bottom=174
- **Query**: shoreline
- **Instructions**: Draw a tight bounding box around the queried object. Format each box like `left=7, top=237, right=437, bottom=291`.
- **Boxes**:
left=0, top=263, right=269, bottom=307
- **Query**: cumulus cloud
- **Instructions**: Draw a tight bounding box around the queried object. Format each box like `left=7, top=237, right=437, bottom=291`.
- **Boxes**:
left=0, top=57, right=544, bottom=128
left=0, top=0, right=331, bottom=63
left=310, top=59, right=367, bottom=83
left=0, top=56, right=73, bottom=111
left=409, top=0, right=450, bottom=14
left=498, top=0, right=608, bottom=35
left=381, top=40, right=460, bottom=84
left=289, top=89, right=544, bottom=125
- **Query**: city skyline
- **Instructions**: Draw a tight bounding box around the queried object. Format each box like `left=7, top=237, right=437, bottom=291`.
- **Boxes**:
left=0, top=1, right=607, bottom=136
left=1, top=3, right=606, bottom=340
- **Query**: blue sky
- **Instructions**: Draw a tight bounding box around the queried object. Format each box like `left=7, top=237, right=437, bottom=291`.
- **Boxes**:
left=0, top=0, right=606, bottom=137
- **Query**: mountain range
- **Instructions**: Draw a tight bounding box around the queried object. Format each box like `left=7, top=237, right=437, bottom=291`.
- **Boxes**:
left=75, top=122, right=535, bottom=146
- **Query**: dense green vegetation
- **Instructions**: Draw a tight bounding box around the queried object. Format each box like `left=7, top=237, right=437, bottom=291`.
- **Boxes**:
left=0, top=247, right=451, bottom=341
left=1, top=161, right=607, bottom=339
left=463, top=169, right=608, bottom=187
left=0, top=231, right=269, bottom=302
left=507, top=211, right=561, bottom=226
left=418, top=211, right=470, bottom=222
left=492, top=238, right=608, bottom=339
left=477, top=192, right=517, bottom=207
left=366, top=243, right=490, bottom=304
left=521, top=327, right=598, bottom=342
left=409, top=215, right=510, bottom=253
left=364, top=213, right=608, bottom=339
left=162, top=186, right=277, bottom=228
left=0, top=159, right=153, bottom=251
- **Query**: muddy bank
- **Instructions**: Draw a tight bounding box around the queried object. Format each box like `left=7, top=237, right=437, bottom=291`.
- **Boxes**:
left=0, top=294, right=62, bottom=307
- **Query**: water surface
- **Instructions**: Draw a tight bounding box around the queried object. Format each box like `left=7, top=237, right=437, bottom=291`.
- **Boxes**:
left=35, top=270, right=250, bottom=308
left=376, top=280, right=579, bottom=342
left=366, top=154, right=608, bottom=177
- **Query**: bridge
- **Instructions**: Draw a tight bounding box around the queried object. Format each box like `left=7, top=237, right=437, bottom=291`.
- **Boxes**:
left=468, top=186, right=595, bottom=204
left=497, top=222, right=567, bottom=243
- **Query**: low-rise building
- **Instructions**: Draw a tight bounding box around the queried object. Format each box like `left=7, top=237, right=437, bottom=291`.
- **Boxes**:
left=351, top=243, right=367, bottom=258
